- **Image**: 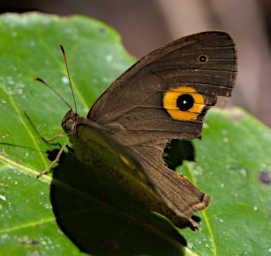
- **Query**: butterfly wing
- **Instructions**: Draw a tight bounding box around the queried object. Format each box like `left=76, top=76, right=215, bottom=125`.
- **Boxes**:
left=87, top=31, right=237, bottom=228
left=71, top=118, right=201, bottom=230
left=88, top=31, right=236, bottom=144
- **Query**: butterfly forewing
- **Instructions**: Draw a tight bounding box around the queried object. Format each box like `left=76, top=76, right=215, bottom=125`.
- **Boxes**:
left=88, top=32, right=236, bottom=144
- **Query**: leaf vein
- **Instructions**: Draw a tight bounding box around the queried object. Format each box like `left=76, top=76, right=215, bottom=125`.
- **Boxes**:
left=0, top=155, right=51, bottom=184
left=0, top=86, right=48, bottom=169
left=186, top=162, right=217, bottom=256
left=0, top=216, right=55, bottom=233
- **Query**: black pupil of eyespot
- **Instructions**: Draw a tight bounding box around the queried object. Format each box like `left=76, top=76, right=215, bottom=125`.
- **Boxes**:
left=177, top=94, right=194, bottom=111
left=199, top=55, right=207, bottom=62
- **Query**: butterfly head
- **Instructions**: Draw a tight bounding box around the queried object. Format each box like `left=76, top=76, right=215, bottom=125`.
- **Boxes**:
left=62, top=109, right=80, bottom=136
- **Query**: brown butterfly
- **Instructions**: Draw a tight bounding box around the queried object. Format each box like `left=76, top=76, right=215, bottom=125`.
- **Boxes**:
left=36, top=31, right=237, bottom=231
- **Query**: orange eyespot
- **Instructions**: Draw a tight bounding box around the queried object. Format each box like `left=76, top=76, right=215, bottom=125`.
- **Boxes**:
left=162, top=86, right=205, bottom=121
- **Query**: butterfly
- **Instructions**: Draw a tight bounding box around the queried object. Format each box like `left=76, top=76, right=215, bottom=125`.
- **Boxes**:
left=36, top=31, right=237, bottom=231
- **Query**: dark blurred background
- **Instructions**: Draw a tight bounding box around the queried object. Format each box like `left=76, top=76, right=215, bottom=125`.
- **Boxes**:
left=1, top=0, right=271, bottom=126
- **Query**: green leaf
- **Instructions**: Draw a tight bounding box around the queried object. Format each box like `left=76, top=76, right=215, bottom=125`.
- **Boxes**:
left=0, top=12, right=270, bottom=256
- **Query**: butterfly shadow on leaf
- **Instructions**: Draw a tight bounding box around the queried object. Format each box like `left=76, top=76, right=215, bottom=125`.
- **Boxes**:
left=50, top=151, right=188, bottom=256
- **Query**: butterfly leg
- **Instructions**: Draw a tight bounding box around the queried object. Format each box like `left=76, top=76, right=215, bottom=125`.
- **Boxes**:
left=42, top=130, right=64, bottom=143
left=24, top=111, right=64, bottom=144
left=37, top=143, right=67, bottom=178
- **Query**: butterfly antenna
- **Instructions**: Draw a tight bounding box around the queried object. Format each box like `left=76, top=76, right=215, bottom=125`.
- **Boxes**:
left=33, top=77, right=72, bottom=109
left=59, top=43, right=78, bottom=113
